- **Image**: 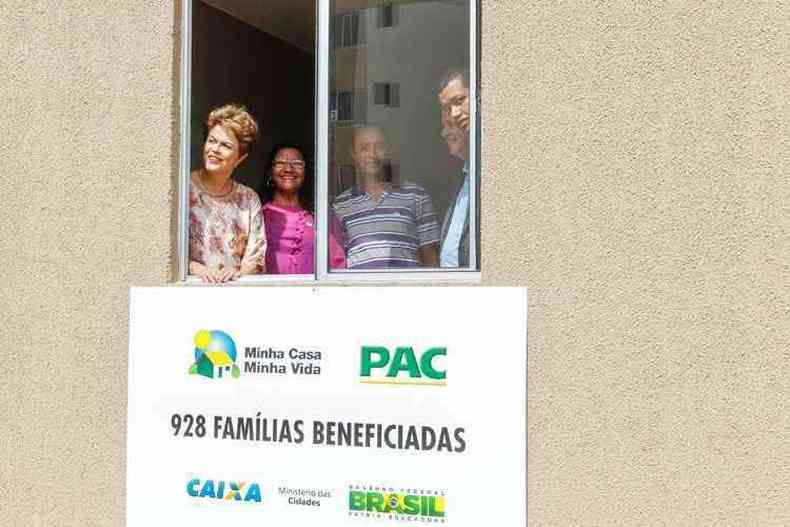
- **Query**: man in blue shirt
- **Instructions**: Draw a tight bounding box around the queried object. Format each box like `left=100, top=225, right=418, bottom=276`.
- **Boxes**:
left=437, top=69, right=471, bottom=268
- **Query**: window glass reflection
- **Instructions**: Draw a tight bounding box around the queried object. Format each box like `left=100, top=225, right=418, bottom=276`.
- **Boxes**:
left=329, top=0, right=473, bottom=271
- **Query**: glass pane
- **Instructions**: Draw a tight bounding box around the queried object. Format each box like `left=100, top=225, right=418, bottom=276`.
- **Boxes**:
left=187, top=0, right=316, bottom=281
left=328, top=0, right=474, bottom=271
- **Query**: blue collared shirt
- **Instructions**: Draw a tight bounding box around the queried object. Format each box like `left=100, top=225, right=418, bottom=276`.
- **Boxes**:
left=440, top=166, right=469, bottom=268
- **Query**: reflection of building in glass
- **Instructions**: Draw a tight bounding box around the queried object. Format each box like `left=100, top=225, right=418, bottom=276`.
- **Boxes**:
left=376, top=4, right=398, bottom=28
left=330, top=90, right=367, bottom=123
left=330, top=1, right=469, bottom=217
left=374, top=82, right=400, bottom=107
left=332, top=10, right=363, bottom=48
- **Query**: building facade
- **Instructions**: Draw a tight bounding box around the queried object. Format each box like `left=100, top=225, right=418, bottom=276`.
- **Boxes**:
left=2, top=1, right=790, bottom=525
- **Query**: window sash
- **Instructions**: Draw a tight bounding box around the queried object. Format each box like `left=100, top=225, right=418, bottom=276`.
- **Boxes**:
left=177, top=0, right=193, bottom=282
left=178, top=0, right=480, bottom=282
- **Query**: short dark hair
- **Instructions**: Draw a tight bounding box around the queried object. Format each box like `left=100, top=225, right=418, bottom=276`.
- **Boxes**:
left=438, top=67, right=469, bottom=92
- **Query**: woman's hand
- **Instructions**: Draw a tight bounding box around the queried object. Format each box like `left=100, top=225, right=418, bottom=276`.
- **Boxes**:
left=215, top=267, right=241, bottom=283
left=189, top=262, right=241, bottom=283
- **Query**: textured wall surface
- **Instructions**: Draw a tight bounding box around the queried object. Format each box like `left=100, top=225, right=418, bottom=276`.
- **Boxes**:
left=481, top=2, right=790, bottom=525
left=0, top=1, right=175, bottom=526
left=1, top=1, right=789, bottom=526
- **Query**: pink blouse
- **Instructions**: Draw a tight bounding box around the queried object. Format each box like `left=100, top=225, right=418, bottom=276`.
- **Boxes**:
left=263, top=202, right=346, bottom=274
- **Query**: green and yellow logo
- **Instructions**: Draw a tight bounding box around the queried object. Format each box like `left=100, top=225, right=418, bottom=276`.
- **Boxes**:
left=359, top=346, right=446, bottom=386
left=189, top=330, right=241, bottom=380
left=349, top=488, right=445, bottom=519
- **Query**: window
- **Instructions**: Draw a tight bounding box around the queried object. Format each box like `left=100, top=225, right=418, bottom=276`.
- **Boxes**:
left=373, top=82, right=400, bottom=107
left=376, top=4, right=398, bottom=29
left=178, top=0, right=479, bottom=283
left=332, top=10, right=363, bottom=48
left=331, top=90, right=366, bottom=123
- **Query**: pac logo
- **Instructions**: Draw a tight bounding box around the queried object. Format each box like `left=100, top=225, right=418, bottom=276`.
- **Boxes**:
left=189, top=330, right=241, bottom=380
left=359, top=346, right=446, bottom=386
left=187, top=478, right=262, bottom=503
left=348, top=489, right=445, bottom=519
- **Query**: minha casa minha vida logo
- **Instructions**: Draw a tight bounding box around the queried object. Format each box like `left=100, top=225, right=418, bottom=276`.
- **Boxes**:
left=189, top=329, right=323, bottom=380
left=189, top=330, right=241, bottom=380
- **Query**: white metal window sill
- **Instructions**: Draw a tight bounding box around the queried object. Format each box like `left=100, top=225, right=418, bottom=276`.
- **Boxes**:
left=181, top=271, right=482, bottom=286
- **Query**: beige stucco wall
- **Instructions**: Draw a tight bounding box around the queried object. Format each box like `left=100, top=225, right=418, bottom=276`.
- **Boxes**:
left=1, top=1, right=788, bottom=525
left=0, top=2, right=176, bottom=526
left=484, top=2, right=790, bottom=525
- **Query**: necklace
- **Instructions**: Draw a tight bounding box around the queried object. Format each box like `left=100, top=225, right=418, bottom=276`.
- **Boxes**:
left=198, top=169, right=234, bottom=198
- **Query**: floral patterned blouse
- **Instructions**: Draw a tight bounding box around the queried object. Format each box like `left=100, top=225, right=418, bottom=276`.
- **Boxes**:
left=189, top=171, right=266, bottom=274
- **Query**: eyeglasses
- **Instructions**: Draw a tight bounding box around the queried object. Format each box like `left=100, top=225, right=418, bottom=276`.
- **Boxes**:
left=273, top=160, right=306, bottom=169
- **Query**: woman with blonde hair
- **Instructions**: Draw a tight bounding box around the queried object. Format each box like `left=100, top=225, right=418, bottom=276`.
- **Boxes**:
left=189, top=104, right=266, bottom=283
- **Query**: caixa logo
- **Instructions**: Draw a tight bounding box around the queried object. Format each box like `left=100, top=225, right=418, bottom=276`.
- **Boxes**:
left=360, top=346, right=446, bottom=386
left=186, top=478, right=262, bottom=503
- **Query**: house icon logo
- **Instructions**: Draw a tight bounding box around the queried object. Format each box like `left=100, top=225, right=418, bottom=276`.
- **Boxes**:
left=189, top=330, right=241, bottom=380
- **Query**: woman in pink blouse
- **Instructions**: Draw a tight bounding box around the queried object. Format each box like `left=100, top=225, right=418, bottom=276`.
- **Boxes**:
left=263, top=145, right=345, bottom=274
left=189, top=104, right=266, bottom=283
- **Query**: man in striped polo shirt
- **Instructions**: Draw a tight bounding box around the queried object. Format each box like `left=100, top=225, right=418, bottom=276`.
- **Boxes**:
left=333, top=125, right=440, bottom=269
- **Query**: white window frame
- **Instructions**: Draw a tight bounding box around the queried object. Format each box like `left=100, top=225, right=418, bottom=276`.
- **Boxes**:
left=177, top=0, right=481, bottom=283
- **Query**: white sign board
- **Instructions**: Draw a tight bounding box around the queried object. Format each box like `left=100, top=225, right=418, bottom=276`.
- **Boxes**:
left=127, top=287, right=526, bottom=526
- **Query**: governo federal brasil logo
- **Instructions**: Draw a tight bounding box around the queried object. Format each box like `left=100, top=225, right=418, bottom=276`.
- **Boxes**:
left=189, top=330, right=241, bottom=380
left=348, top=485, right=446, bottom=521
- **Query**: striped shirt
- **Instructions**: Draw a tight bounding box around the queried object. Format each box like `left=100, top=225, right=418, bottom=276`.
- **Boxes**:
left=332, top=182, right=440, bottom=269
